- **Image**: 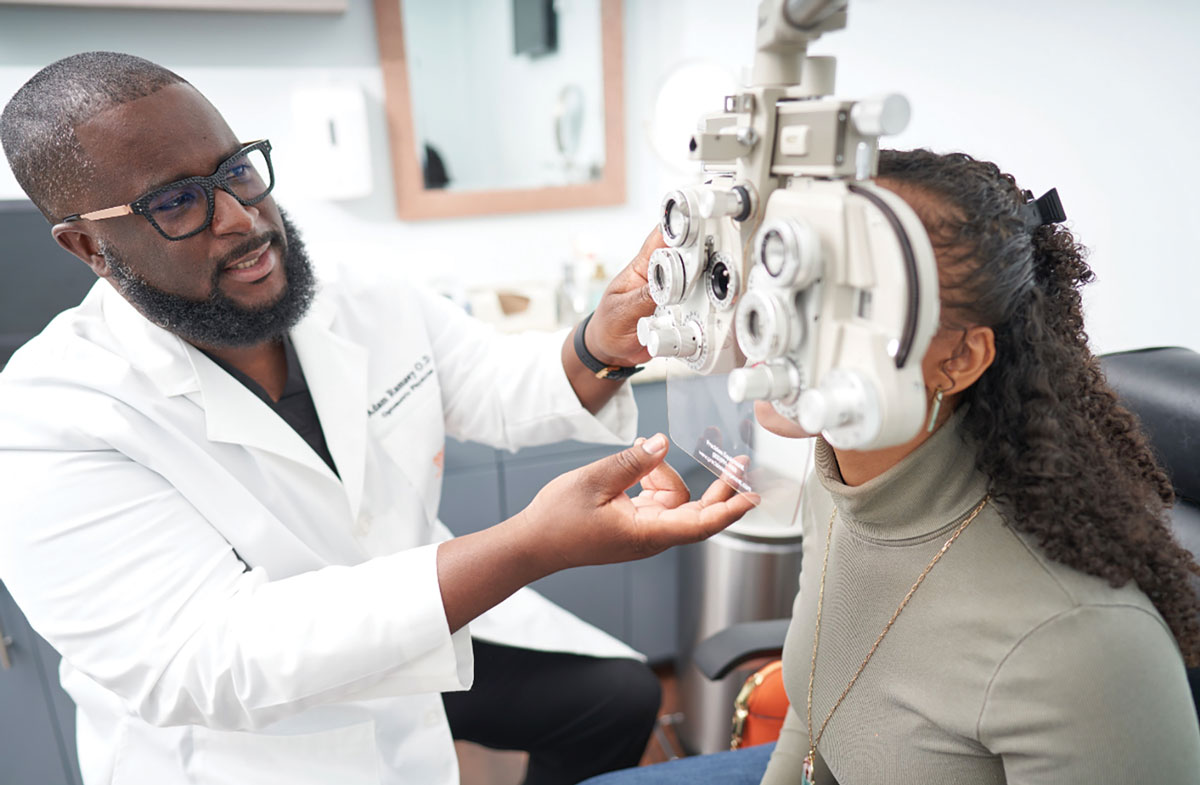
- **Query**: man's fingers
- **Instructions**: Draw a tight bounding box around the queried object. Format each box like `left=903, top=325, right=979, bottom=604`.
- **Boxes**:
left=584, top=434, right=670, bottom=497
left=696, top=493, right=759, bottom=536
left=699, top=476, right=735, bottom=506
left=641, top=492, right=759, bottom=549
left=630, top=226, right=666, bottom=277
left=633, top=463, right=691, bottom=513
left=611, top=282, right=655, bottom=314
left=690, top=493, right=758, bottom=538
left=641, top=456, right=688, bottom=494
left=699, top=457, right=753, bottom=507
left=601, top=285, right=656, bottom=347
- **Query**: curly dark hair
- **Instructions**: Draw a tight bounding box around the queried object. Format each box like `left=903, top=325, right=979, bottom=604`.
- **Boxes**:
left=877, top=148, right=1200, bottom=666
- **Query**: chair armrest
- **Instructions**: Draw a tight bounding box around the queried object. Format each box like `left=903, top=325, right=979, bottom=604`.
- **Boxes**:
left=1100, top=347, right=1200, bottom=503
left=692, top=618, right=791, bottom=680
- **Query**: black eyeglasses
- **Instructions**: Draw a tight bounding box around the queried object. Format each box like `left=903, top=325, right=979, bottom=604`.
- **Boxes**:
left=62, top=139, right=276, bottom=241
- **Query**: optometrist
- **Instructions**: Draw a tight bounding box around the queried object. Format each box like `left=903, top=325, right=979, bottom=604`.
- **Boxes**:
left=0, top=53, right=755, bottom=785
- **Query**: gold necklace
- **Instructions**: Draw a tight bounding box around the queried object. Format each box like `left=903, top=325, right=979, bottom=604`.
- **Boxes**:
left=802, top=495, right=990, bottom=785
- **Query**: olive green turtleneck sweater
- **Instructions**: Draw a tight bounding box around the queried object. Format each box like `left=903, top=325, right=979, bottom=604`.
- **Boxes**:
left=761, top=409, right=1200, bottom=785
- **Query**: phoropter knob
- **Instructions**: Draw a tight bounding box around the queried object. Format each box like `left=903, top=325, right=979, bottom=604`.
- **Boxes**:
left=698, top=185, right=753, bottom=222
left=798, top=371, right=869, bottom=433
left=645, top=321, right=702, bottom=359
left=850, top=94, right=911, bottom=138
left=727, top=360, right=801, bottom=403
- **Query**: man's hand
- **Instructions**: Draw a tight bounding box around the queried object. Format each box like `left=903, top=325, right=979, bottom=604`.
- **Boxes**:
left=583, top=227, right=666, bottom=367
left=560, top=227, right=665, bottom=415
left=515, top=433, right=758, bottom=574
left=436, top=433, right=758, bottom=632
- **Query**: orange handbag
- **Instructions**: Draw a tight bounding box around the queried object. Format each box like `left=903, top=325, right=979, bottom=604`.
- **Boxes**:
left=730, top=659, right=789, bottom=749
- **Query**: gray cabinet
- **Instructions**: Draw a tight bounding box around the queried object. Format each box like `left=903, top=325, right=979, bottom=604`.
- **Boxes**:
left=439, top=380, right=712, bottom=664
left=0, top=582, right=82, bottom=785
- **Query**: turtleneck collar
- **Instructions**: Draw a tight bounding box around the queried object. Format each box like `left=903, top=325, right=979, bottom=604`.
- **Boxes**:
left=814, top=406, right=991, bottom=542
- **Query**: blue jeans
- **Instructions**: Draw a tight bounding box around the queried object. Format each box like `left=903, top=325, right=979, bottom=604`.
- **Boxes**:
left=578, top=743, right=776, bottom=785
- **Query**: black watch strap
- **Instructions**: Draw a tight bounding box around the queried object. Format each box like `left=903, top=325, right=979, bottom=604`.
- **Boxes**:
left=574, top=312, right=644, bottom=380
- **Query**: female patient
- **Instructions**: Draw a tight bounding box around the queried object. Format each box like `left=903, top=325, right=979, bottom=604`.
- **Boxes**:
left=585, top=148, right=1200, bottom=784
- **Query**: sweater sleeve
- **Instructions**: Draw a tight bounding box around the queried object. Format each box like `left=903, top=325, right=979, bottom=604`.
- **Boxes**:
left=977, top=604, right=1200, bottom=784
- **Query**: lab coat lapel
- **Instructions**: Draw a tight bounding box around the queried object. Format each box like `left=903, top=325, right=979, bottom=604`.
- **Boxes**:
left=291, top=305, right=369, bottom=523
left=97, top=283, right=343, bottom=573
left=106, top=276, right=367, bottom=521
left=100, top=280, right=330, bottom=481
left=190, top=349, right=336, bottom=482
left=98, top=280, right=200, bottom=399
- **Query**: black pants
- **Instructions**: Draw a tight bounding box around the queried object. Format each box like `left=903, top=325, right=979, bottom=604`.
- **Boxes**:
left=442, top=640, right=662, bottom=785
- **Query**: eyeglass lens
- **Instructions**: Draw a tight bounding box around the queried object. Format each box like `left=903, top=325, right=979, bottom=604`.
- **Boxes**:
left=146, top=146, right=271, bottom=238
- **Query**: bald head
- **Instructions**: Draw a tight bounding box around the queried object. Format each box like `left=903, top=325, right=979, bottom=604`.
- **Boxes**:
left=1, top=52, right=188, bottom=222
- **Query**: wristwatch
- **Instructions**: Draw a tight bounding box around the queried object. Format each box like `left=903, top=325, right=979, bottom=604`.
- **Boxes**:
left=573, top=312, right=644, bottom=380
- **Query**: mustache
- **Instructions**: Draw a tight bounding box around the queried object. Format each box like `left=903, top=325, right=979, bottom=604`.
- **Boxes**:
left=213, top=230, right=285, bottom=273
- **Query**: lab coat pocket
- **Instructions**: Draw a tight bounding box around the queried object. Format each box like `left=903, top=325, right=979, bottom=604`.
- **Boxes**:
left=190, top=720, right=381, bottom=785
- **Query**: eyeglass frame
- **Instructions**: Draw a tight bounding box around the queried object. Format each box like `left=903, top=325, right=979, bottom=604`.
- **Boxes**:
left=61, top=139, right=276, bottom=242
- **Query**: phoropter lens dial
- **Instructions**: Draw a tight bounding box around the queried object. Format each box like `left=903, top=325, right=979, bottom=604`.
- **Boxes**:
left=755, top=218, right=822, bottom=288
left=735, top=289, right=805, bottom=361
left=706, top=251, right=740, bottom=310
left=647, top=247, right=694, bottom=306
left=661, top=189, right=701, bottom=248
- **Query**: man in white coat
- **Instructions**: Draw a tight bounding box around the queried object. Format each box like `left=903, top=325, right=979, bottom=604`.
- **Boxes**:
left=0, top=53, right=755, bottom=785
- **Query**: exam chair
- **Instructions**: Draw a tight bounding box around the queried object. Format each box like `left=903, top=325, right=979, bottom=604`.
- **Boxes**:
left=691, top=346, right=1200, bottom=747
left=1101, top=346, right=1200, bottom=713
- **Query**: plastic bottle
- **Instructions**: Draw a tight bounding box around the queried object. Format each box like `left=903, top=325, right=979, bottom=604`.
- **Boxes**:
left=555, top=262, right=584, bottom=327
left=585, top=257, right=608, bottom=313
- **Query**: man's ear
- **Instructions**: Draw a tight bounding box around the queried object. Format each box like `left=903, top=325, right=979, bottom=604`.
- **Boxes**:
left=51, top=223, right=108, bottom=278
left=944, top=325, right=996, bottom=394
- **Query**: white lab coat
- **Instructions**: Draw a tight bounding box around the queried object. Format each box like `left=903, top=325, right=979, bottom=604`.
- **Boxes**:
left=0, top=263, right=641, bottom=785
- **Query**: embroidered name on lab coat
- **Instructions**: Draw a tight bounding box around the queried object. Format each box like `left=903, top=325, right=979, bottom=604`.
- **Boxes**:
left=368, top=354, right=434, bottom=418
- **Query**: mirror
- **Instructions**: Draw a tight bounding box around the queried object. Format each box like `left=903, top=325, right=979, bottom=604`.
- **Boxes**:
left=374, top=0, right=625, bottom=220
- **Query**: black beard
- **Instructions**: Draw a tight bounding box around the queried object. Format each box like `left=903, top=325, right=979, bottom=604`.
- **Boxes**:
left=104, top=207, right=317, bottom=348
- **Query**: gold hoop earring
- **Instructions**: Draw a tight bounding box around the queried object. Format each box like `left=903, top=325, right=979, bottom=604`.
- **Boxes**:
left=926, top=388, right=946, bottom=433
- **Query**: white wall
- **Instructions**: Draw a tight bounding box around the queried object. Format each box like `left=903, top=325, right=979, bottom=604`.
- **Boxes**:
left=0, top=0, right=1197, bottom=354
left=829, top=0, right=1200, bottom=355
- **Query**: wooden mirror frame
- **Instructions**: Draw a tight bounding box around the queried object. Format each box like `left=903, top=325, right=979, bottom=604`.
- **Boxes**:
left=373, top=0, right=625, bottom=220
